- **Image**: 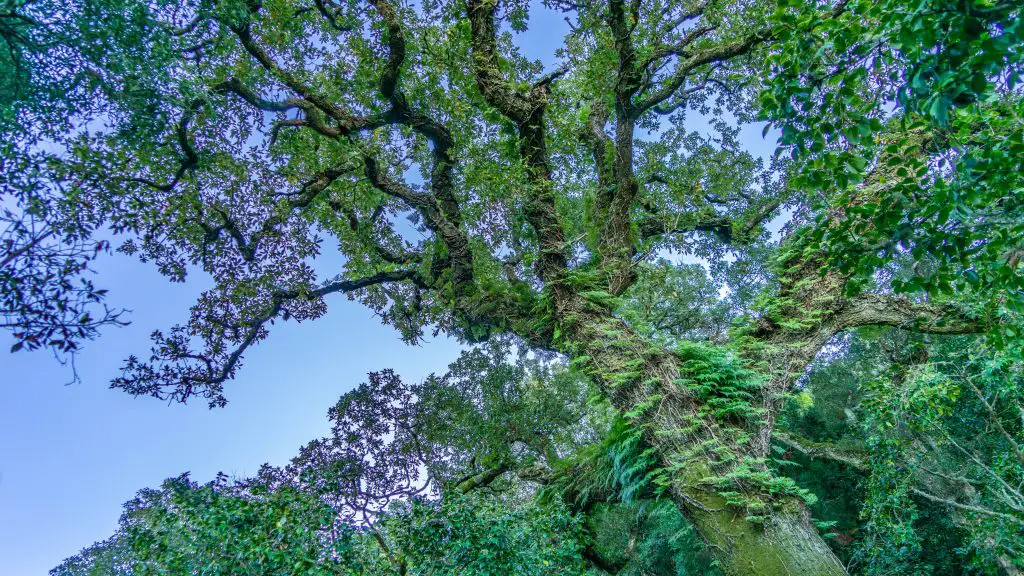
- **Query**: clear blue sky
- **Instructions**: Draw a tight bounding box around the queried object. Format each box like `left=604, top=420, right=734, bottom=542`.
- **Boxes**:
left=0, top=5, right=776, bottom=573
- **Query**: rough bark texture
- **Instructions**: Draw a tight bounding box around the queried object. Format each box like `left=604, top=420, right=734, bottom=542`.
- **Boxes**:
left=562, top=301, right=848, bottom=576
left=686, top=504, right=848, bottom=576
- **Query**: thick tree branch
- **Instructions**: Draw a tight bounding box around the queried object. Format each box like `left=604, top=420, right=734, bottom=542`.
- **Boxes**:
left=125, top=104, right=200, bottom=192
left=454, top=463, right=510, bottom=494
left=466, top=0, right=537, bottom=124
left=774, top=433, right=868, bottom=471
left=369, top=0, right=474, bottom=293
left=466, top=0, right=569, bottom=290
left=598, top=0, right=645, bottom=295
left=834, top=293, right=988, bottom=335
left=213, top=77, right=303, bottom=112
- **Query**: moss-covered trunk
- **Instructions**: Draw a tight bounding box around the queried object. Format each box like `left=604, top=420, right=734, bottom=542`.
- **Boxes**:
left=681, top=491, right=847, bottom=576
left=652, top=400, right=847, bottom=576
left=563, top=303, right=847, bottom=576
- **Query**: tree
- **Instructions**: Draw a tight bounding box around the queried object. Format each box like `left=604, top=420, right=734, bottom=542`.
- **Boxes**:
left=6, top=0, right=1023, bottom=574
left=2, top=0, right=128, bottom=360
left=53, top=349, right=598, bottom=576
left=778, top=328, right=1024, bottom=574
left=50, top=339, right=1021, bottom=574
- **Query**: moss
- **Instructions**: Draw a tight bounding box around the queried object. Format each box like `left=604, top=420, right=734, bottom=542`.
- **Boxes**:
left=682, top=487, right=847, bottom=576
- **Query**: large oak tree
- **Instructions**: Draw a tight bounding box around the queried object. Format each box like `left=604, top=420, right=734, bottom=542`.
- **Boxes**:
left=3, top=0, right=1022, bottom=574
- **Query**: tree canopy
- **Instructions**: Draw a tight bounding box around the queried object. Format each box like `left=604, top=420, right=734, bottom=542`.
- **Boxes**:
left=2, top=0, right=1022, bottom=574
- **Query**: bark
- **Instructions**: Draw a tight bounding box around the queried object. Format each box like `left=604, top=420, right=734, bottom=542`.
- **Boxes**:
left=686, top=503, right=847, bottom=576
left=563, top=302, right=848, bottom=576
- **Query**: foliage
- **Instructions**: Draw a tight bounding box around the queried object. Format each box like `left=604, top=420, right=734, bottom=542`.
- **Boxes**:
left=617, top=261, right=733, bottom=343
left=54, top=472, right=586, bottom=576
left=7, top=0, right=1022, bottom=573
left=50, top=536, right=134, bottom=576
left=387, top=494, right=586, bottom=576
left=123, top=473, right=359, bottom=576
left=762, top=0, right=1024, bottom=330
left=781, top=326, right=1024, bottom=574
left=1, top=152, right=126, bottom=358
left=1, top=0, right=133, bottom=359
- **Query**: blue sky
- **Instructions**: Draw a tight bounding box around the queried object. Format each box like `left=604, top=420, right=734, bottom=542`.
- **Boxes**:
left=0, top=5, right=779, bottom=573
left=0, top=248, right=465, bottom=574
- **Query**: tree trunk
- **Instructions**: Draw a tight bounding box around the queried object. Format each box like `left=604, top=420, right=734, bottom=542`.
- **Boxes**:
left=652, top=401, right=847, bottom=576
left=563, top=304, right=848, bottom=576
left=681, top=490, right=847, bottom=576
